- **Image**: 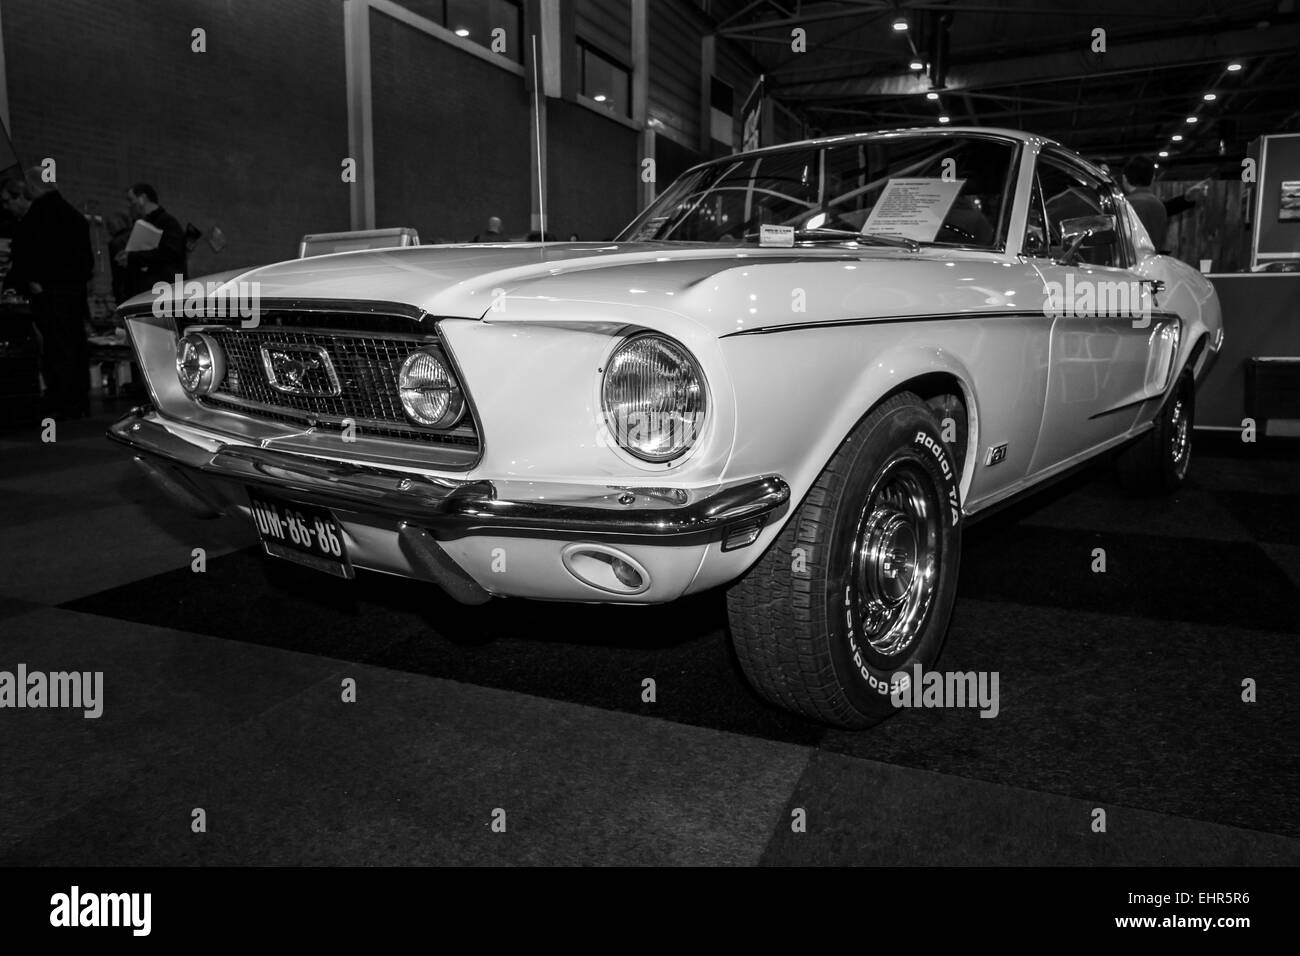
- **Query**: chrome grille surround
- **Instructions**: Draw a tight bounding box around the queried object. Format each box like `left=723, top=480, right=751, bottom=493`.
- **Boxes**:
left=186, top=323, right=479, bottom=448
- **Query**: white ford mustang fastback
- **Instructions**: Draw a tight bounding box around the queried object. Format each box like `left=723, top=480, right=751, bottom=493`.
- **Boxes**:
left=111, top=127, right=1221, bottom=728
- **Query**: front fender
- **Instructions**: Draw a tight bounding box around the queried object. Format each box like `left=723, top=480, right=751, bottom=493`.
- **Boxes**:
left=437, top=297, right=740, bottom=486
left=719, top=327, right=983, bottom=520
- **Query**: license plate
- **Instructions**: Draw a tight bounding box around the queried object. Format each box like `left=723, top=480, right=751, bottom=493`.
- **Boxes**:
left=247, top=491, right=353, bottom=579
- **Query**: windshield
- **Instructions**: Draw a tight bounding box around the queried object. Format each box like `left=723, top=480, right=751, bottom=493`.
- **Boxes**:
left=618, top=133, right=1020, bottom=250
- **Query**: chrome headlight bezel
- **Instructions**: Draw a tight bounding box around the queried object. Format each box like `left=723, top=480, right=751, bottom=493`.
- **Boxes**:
left=175, top=332, right=225, bottom=397
left=398, top=347, right=466, bottom=429
left=601, top=331, right=709, bottom=464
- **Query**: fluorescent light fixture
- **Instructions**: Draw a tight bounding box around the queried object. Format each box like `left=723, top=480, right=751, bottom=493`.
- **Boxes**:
left=1204, top=92, right=1217, bottom=101
left=1158, top=150, right=1169, bottom=158
left=1185, top=115, right=1198, bottom=123
left=1171, top=134, right=1183, bottom=142
left=892, top=17, right=909, bottom=31
left=1227, top=62, right=1243, bottom=72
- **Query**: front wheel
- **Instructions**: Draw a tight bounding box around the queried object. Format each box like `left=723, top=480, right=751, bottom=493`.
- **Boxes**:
left=726, top=392, right=963, bottom=729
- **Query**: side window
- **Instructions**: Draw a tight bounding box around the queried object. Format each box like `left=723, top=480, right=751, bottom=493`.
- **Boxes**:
left=1036, top=155, right=1121, bottom=268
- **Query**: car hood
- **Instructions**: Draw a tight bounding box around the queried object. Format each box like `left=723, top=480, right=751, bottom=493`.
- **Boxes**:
left=142, top=241, right=1020, bottom=337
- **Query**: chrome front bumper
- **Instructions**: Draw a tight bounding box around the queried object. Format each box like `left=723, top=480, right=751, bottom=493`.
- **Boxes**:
left=107, top=407, right=790, bottom=547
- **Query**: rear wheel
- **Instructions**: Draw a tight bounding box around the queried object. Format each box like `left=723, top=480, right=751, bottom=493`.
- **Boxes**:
left=726, top=392, right=963, bottom=728
left=1116, top=369, right=1194, bottom=494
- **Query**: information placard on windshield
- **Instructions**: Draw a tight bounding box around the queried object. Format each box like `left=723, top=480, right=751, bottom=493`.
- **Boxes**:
left=862, top=178, right=966, bottom=243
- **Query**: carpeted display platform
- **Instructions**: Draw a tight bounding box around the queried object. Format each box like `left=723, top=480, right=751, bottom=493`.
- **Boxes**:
left=2, top=406, right=1297, bottom=864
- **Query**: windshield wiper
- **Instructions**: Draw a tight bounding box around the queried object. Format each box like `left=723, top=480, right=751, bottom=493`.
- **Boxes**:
left=743, top=227, right=920, bottom=252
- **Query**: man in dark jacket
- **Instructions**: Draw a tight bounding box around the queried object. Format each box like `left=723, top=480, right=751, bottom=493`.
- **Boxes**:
left=104, top=212, right=133, bottom=306
left=115, top=183, right=186, bottom=299
left=1121, top=156, right=1169, bottom=252
left=2, top=168, right=93, bottom=419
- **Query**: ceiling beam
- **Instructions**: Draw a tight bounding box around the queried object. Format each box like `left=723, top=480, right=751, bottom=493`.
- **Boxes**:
left=772, top=21, right=1300, bottom=98
left=790, top=83, right=1300, bottom=123
left=716, top=0, right=891, bottom=35
left=904, top=2, right=1192, bottom=18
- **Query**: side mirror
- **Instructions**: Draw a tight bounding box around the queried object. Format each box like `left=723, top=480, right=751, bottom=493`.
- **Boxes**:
left=1059, top=214, right=1116, bottom=264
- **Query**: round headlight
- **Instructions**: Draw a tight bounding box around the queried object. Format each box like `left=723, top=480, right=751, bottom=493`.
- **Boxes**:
left=175, top=332, right=224, bottom=396
left=602, top=333, right=707, bottom=462
left=398, top=349, right=465, bottom=428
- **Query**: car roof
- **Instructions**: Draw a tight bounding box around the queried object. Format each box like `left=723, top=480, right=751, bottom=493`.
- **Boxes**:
left=725, top=126, right=1048, bottom=159
left=698, top=126, right=1115, bottom=187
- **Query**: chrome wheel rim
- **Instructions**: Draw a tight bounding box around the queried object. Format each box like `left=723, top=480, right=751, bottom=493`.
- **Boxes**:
left=1170, top=392, right=1191, bottom=479
left=844, top=458, right=940, bottom=659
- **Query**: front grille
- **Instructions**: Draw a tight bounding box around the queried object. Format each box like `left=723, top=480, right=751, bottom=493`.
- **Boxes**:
left=194, top=326, right=479, bottom=448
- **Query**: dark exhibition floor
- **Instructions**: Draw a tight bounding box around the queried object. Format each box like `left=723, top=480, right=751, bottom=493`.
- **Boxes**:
left=1, top=399, right=1297, bottom=866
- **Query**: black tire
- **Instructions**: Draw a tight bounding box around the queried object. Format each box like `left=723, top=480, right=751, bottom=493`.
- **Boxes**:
left=726, top=392, right=963, bottom=729
left=1116, top=369, right=1194, bottom=494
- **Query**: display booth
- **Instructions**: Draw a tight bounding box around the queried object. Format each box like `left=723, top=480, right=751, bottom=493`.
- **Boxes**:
left=1198, top=273, right=1300, bottom=434
left=1252, top=133, right=1300, bottom=270
left=1196, top=132, right=1300, bottom=436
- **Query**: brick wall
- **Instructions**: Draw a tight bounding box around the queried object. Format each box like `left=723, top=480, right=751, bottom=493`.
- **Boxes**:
left=369, top=8, right=532, bottom=243
left=2, top=0, right=759, bottom=274
left=3, top=0, right=350, bottom=279
left=546, top=98, right=638, bottom=240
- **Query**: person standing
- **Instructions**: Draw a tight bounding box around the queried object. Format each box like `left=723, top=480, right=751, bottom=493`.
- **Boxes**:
left=104, top=212, right=133, bottom=306
left=471, top=216, right=505, bottom=243
left=115, top=183, right=186, bottom=298
left=1120, top=156, right=1169, bottom=252
left=2, top=168, right=94, bottom=419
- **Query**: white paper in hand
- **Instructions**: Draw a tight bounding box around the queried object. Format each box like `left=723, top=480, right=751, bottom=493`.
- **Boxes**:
left=124, top=220, right=163, bottom=253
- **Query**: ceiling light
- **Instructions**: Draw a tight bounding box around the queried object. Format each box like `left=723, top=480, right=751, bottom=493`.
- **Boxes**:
left=892, top=17, right=909, bottom=31
left=926, top=91, right=939, bottom=100
left=910, top=59, right=924, bottom=71
left=454, top=27, right=469, bottom=37
left=594, top=94, right=607, bottom=102
left=1204, top=92, right=1217, bottom=101
left=938, top=115, right=950, bottom=124
left=1171, top=134, right=1183, bottom=142
left=1158, top=150, right=1169, bottom=158
left=1185, top=115, right=1198, bottom=123
left=1227, top=62, right=1243, bottom=72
